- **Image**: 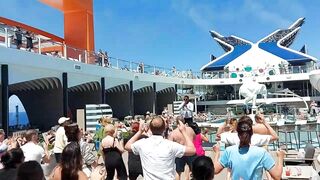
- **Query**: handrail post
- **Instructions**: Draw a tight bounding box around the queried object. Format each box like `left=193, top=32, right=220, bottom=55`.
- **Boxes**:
left=116, top=59, right=119, bottom=69
left=85, top=50, right=88, bottom=63
left=153, top=66, right=156, bottom=74
left=102, top=52, right=105, bottom=67
left=4, top=28, right=8, bottom=48
left=63, top=43, right=67, bottom=59
left=38, top=37, right=41, bottom=54
left=299, top=66, right=301, bottom=73
left=129, top=61, right=132, bottom=71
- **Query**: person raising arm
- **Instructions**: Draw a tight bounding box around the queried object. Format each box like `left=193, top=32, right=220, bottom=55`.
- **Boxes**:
left=212, top=116, right=285, bottom=180
left=125, top=117, right=195, bottom=180
left=253, top=114, right=278, bottom=141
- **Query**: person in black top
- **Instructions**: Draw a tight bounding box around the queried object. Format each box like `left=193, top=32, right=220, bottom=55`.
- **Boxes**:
left=101, top=124, right=127, bottom=180
left=14, top=27, right=22, bottom=49
left=103, top=51, right=110, bottom=67
left=25, top=31, right=33, bottom=51
left=16, top=161, right=44, bottom=180
left=96, top=50, right=103, bottom=66
left=0, top=148, right=25, bottom=180
left=123, top=122, right=148, bottom=180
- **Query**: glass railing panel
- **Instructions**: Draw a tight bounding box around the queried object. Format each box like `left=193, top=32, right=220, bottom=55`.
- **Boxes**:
left=91, top=51, right=114, bottom=66
left=153, top=66, right=171, bottom=77
left=165, top=67, right=176, bottom=77
left=85, top=51, right=96, bottom=65
left=37, top=39, right=64, bottom=58
left=108, top=57, right=120, bottom=69
left=115, top=59, right=131, bottom=71
left=131, top=62, right=141, bottom=73
left=2, top=26, right=16, bottom=48
left=193, top=72, right=202, bottom=79
left=0, top=26, right=6, bottom=45
left=143, top=64, right=154, bottom=75
left=292, top=66, right=300, bottom=74
left=153, top=66, right=162, bottom=76
left=64, top=45, right=86, bottom=62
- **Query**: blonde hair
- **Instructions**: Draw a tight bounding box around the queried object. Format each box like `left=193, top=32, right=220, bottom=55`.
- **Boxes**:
left=104, top=124, right=115, bottom=135
left=100, top=117, right=113, bottom=126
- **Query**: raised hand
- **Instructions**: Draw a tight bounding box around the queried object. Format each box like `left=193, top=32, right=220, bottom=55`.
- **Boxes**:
left=139, top=120, right=145, bottom=133
left=177, top=120, right=186, bottom=132
left=212, top=144, right=220, bottom=153
left=256, top=114, right=265, bottom=124
left=276, top=150, right=286, bottom=158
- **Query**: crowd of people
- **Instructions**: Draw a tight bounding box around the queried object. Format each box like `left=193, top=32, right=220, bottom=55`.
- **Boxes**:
left=0, top=96, right=298, bottom=180
left=0, top=113, right=210, bottom=180
left=0, top=97, right=289, bottom=180
left=0, top=95, right=290, bottom=179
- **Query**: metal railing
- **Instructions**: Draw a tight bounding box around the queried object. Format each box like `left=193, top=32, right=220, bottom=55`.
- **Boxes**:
left=0, top=23, right=317, bottom=80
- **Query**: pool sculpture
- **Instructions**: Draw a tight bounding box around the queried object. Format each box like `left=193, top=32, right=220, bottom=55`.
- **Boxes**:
left=239, top=79, right=269, bottom=114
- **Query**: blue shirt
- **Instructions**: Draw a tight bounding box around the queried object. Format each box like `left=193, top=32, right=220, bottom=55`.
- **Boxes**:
left=220, top=145, right=275, bottom=180
left=96, top=124, right=102, bottom=131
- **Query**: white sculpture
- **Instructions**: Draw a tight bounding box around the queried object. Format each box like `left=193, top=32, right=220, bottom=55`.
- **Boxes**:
left=239, top=79, right=268, bottom=114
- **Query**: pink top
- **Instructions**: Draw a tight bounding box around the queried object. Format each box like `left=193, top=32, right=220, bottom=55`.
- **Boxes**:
left=193, top=134, right=205, bottom=156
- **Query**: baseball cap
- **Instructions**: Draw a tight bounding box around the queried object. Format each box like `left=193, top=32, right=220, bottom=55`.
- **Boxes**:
left=58, top=117, right=70, bottom=124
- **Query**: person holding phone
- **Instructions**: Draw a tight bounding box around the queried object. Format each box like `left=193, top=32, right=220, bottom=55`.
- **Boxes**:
left=178, top=95, right=194, bottom=126
left=21, top=129, right=50, bottom=164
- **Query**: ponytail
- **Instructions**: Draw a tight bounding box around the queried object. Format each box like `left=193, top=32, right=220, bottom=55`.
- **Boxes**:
left=237, top=116, right=253, bottom=148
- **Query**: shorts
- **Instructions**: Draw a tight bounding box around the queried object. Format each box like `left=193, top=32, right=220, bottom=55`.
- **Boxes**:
left=184, top=118, right=193, bottom=126
left=175, top=155, right=196, bottom=173
left=15, top=39, right=22, bottom=45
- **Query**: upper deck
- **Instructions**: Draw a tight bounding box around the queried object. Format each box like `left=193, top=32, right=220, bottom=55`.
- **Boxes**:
left=0, top=22, right=316, bottom=87
left=0, top=18, right=320, bottom=135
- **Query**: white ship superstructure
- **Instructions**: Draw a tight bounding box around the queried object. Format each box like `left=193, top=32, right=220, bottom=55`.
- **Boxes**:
left=0, top=16, right=319, bottom=133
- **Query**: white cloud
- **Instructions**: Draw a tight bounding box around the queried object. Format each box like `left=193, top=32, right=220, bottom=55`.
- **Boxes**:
left=243, top=0, right=291, bottom=27
left=171, top=1, right=215, bottom=31
left=187, top=6, right=212, bottom=31
left=171, top=0, right=306, bottom=31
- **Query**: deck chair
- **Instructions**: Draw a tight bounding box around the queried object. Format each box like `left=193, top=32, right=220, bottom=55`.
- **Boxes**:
left=284, top=143, right=315, bottom=166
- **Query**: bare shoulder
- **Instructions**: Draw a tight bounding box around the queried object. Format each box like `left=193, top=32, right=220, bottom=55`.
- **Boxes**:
left=101, top=136, right=113, bottom=147
left=171, top=129, right=179, bottom=136
left=186, top=127, right=194, bottom=133
left=78, top=170, right=89, bottom=180
left=170, top=129, right=185, bottom=143
left=253, top=123, right=266, bottom=129
left=50, top=166, right=62, bottom=180
left=169, top=129, right=179, bottom=139
left=253, top=123, right=269, bottom=134
left=186, top=127, right=195, bottom=136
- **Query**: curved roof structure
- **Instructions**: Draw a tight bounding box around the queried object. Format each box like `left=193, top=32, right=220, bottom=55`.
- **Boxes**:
left=201, top=18, right=317, bottom=72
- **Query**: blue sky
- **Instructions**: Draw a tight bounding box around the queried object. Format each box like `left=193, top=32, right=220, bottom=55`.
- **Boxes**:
left=0, top=0, right=319, bottom=73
